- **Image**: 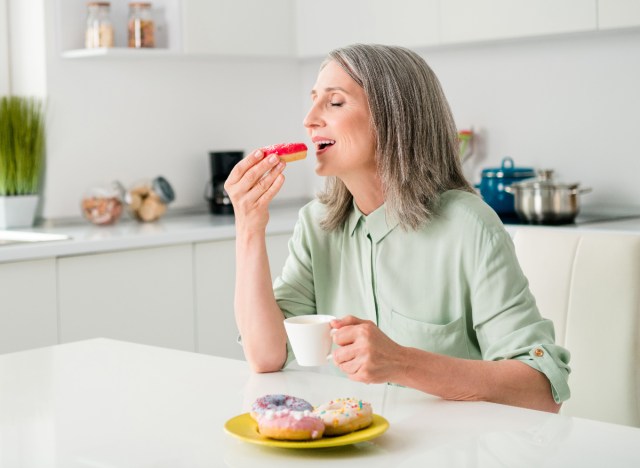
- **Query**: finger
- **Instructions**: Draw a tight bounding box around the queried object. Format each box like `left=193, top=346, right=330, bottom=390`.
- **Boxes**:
left=255, top=170, right=286, bottom=206
left=331, top=315, right=365, bottom=329
left=225, top=149, right=263, bottom=186
left=332, top=325, right=361, bottom=347
left=237, top=153, right=283, bottom=193
left=337, top=354, right=361, bottom=376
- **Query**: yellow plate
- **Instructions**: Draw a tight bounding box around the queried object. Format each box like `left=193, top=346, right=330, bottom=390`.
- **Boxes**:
left=224, top=412, right=389, bottom=449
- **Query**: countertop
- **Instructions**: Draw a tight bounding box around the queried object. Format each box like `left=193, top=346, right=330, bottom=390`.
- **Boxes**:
left=3, top=198, right=640, bottom=264
left=0, top=200, right=306, bottom=263
left=1, top=338, right=639, bottom=467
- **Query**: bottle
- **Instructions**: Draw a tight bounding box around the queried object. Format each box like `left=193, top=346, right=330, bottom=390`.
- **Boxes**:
left=85, top=2, right=114, bottom=48
left=128, top=2, right=156, bottom=48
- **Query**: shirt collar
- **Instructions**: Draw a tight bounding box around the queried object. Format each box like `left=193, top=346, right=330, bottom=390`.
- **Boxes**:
left=348, top=201, right=399, bottom=243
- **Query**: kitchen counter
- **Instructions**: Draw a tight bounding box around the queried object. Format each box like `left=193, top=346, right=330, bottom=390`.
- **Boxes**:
left=1, top=338, right=639, bottom=467
left=3, top=199, right=640, bottom=264
left=0, top=199, right=307, bottom=264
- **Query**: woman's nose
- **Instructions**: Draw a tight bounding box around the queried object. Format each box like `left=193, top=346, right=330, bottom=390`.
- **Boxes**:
left=303, top=102, right=323, bottom=129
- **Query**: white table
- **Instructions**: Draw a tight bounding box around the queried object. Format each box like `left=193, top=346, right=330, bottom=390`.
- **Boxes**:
left=1, top=339, right=639, bottom=467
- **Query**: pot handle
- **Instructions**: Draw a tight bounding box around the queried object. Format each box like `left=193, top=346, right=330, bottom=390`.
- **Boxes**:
left=501, top=156, right=514, bottom=170
left=571, top=187, right=592, bottom=195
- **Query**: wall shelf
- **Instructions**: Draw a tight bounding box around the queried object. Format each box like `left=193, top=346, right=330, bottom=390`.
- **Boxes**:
left=61, top=47, right=174, bottom=59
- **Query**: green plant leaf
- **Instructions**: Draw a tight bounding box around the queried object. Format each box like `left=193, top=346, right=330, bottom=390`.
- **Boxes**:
left=0, top=96, right=46, bottom=196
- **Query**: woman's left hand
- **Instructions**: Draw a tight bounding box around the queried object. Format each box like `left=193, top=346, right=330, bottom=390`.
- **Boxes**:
left=330, top=315, right=405, bottom=384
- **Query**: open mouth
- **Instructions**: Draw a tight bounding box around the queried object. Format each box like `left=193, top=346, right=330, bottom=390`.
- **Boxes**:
left=316, top=140, right=336, bottom=151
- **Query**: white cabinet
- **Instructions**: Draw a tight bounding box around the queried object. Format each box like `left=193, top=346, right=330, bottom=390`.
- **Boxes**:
left=194, top=238, right=238, bottom=359
left=0, top=258, right=58, bottom=354
left=194, top=232, right=292, bottom=359
left=295, top=0, right=439, bottom=57
left=58, top=0, right=295, bottom=58
left=266, top=233, right=291, bottom=279
left=598, top=0, right=640, bottom=29
left=440, top=0, right=597, bottom=44
left=182, top=0, right=295, bottom=56
left=57, top=245, right=195, bottom=351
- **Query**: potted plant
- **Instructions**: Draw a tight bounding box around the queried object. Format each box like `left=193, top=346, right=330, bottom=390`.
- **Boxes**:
left=0, top=96, right=45, bottom=229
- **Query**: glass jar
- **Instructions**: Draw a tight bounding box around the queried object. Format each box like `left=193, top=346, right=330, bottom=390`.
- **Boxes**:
left=85, top=2, right=114, bottom=48
left=81, top=182, right=124, bottom=225
left=126, top=176, right=175, bottom=222
left=128, top=2, right=155, bottom=48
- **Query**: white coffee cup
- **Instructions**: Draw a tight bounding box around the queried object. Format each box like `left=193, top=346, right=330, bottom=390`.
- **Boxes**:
left=284, top=314, right=336, bottom=367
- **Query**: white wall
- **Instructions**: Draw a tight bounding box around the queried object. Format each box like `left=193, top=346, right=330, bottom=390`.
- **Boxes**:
left=40, top=2, right=307, bottom=219
left=0, top=0, right=10, bottom=95
left=6, top=0, right=46, bottom=96
left=35, top=1, right=640, bottom=219
left=301, top=29, right=640, bottom=212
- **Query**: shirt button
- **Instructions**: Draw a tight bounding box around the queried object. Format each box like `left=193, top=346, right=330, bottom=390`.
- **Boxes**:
left=534, top=348, right=544, bottom=357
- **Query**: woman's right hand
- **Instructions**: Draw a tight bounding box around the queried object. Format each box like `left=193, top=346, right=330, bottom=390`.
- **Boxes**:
left=224, top=148, right=286, bottom=233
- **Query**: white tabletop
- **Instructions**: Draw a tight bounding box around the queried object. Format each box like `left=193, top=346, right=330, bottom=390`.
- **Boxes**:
left=1, top=339, right=639, bottom=467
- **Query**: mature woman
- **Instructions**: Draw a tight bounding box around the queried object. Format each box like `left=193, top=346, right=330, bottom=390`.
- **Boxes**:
left=225, top=44, right=570, bottom=413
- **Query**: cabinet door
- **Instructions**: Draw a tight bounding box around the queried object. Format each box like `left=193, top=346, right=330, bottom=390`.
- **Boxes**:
left=194, top=232, right=292, bottom=359
left=295, top=0, right=439, bottom=57
left=181, top=0, right=295, bottom=56
left=266, top=232, right=292, bottom=280
left=440, top=0, right=597, bottom=43
left=194, top=238, right=239, bottom=359
left=599, top=0, right=640, bottom=29
left=0, top=258, right=57, bottom=354
left=57, top=245, right=195, bottom=352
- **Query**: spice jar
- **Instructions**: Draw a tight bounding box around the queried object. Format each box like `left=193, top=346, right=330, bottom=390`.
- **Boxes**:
left=126, top=176, right=175, bottom=222
left=85, top=2, right=114, bottom=48
left=128, top=2, right=155, bottom=48
left=81, top=182, right=124, bottom=225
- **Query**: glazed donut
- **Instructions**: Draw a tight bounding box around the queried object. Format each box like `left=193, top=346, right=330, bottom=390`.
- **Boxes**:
left=314, top=398, right=373, bottom=436
left=257, top=408, right=325, bottom=441
left=262, top=142, right=308, bottom=163
left=250, top=394, right=313, bottom=421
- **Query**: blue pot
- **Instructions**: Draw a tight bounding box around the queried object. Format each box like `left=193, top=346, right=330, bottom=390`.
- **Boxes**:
left=477, top=157, right=535, bottom=217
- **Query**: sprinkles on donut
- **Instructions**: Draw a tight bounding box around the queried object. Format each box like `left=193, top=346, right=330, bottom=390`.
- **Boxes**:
left=313, top=398, right=373, bottom=436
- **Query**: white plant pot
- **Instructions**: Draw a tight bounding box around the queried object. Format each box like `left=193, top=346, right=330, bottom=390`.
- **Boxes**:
left=0, top=195, right=39, bottom=229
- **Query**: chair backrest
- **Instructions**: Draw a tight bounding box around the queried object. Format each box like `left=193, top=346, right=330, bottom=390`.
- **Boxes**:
left=512, top=228, right=640, bottom=427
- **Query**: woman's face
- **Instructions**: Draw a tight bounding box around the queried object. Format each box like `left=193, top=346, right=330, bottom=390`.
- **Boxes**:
left=303, top=61, right=376, bottom=179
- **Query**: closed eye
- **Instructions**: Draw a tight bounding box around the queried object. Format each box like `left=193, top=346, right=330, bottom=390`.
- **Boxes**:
left=330, top=102, right=344, bottom=107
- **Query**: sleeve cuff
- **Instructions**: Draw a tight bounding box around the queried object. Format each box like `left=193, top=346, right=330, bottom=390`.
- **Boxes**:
left=523, top=344, right=571, bottom=403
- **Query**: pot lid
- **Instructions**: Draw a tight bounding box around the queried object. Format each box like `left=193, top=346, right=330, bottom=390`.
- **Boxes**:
left=510, top=169, right=580, bottom=190
left=481, top=157, right=535, bottom=178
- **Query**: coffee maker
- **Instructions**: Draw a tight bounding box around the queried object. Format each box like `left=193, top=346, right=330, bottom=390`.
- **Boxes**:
left=207, top=151, right=243, bottom=215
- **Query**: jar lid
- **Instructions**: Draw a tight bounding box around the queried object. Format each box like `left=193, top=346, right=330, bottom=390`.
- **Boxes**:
left=152, top=176, right=175, bottom=204
left=511, top=170, right=579, bottom=190
left=481, top=156, right=536, bottom=178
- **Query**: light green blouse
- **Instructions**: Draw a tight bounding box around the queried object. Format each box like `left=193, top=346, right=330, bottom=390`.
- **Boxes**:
left=273, top=190, right=571, bottom=403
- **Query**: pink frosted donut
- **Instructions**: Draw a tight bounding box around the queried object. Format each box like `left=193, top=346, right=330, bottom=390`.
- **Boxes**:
left=262, top=142, right=308, bottom=163
left=250, top=394, right=313, bottom=421
left=257, top=408, right=325, bottom=441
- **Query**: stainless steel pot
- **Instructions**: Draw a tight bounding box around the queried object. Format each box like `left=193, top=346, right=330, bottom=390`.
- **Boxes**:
left=504, top=170, right=592, bottom=224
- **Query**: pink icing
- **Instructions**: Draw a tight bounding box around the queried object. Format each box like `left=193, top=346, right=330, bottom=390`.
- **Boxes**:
left=262, top=142, right=307, bottom=156
left=258, top=409, right=324, bottom=439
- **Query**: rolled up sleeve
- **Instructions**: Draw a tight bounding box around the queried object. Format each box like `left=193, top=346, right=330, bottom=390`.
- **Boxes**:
left=472, top=226, right=572, bottom=403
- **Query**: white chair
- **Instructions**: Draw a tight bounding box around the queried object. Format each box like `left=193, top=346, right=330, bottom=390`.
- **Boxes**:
left=513, top=228, right=640, bottom=427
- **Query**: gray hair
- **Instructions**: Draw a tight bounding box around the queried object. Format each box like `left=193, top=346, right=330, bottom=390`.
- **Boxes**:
left=317, top=44, right=473, bottom=231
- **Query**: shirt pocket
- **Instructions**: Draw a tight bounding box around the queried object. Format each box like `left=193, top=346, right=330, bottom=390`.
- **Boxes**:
left=390, top=309, right=470, bottom=359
